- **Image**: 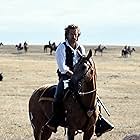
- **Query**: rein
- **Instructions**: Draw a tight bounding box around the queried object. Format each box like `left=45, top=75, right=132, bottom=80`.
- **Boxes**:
left=79, top=89, right=97, bottom=95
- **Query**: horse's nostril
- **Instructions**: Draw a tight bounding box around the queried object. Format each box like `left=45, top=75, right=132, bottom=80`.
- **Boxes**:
left=90, top=70, right=93, bottom=75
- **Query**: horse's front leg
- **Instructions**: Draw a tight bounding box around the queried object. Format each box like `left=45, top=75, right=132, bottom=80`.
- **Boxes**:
left=83, top=111, right=98, bottom=140
left=50, top=49, right=53, bottom=55
left=101, top=50, right=103, bottom=56
left=67, top=128, right=75, bottom=140
left=94, top=50, right=96, bottom=56
left=83, top=125, right=97, bottom=140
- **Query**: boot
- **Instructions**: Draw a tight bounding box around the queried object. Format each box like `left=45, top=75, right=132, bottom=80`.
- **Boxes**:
left=95, top=114, right=114, bottom=137
left=45, top=79, right=65, bottom=133
left=44, top=101, right=63, bottom=133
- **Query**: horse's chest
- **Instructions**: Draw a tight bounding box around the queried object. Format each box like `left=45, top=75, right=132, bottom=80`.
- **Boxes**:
left=64, top=96, right=87, bottom=129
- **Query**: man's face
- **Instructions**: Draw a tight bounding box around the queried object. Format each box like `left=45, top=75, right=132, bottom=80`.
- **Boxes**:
left=67, top=29, right=79, bottom=44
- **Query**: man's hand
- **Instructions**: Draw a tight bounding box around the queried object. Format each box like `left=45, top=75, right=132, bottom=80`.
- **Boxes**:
left=66, top=70, right=73, bottom=77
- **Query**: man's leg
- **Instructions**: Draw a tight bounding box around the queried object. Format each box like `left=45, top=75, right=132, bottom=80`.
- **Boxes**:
left=45, top=79, right=64, bottom=133
left=46, top=101, right=62, bottom=132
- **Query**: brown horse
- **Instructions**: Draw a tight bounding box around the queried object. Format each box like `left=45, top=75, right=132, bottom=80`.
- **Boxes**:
left=94, top=45, right=107, bottom=56
left=44, top=41, right=57, bottom=55
left=29, top=50, right=99, bottom=140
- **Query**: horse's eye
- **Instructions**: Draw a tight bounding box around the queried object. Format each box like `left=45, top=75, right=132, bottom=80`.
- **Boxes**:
left=81, top=65, right=86, bottom=70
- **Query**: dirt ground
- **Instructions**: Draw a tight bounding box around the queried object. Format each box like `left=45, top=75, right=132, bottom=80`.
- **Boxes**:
left=0, top=45, right=140, bottom=140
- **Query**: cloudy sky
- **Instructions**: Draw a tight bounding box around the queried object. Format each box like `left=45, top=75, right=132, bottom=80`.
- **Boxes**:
left=0, top=0, right=140, bottom=46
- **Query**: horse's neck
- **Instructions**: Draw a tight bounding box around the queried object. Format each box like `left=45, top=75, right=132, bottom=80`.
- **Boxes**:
left=81, top=79, right=94, bottom=92
left=52, top=43, right=55, bottom=48
left=80, top=78, right=97, bottom=109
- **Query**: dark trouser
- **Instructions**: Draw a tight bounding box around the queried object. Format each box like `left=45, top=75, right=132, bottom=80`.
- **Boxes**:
left=46, top=74, right=70, bottom=132
left=54, top=74, right=71, bottom=102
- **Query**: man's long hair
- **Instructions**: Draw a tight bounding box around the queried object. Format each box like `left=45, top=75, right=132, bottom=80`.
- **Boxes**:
left=65, top=24, right=81, bottom=40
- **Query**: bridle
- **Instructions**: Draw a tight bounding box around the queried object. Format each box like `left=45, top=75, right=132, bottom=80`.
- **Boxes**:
left=73, top=57, right=97, bottom=92
left=72, top=57, right=97, bottom=110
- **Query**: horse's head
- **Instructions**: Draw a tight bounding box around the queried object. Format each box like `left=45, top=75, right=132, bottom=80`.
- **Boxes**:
left=103, top=46, right=107, bottom=50
left=132, top=48, right=135, bottom=51
left=50, top=42, right=57, bottom=51
left=70, top=49, right=96, bottom=92
left=52, top=42, right=55, bottom=45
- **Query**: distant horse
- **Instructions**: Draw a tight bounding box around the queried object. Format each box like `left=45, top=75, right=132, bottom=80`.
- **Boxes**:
left=121, top=46, right=135, bottom=57
left=44, top=41, right=51, bottom=53
left=94, top=45, right=107, bottom=56
left=23, top=41, right=29, bottom=53
left=0, top=42, right=3, bottom=47
left=29, top=50, right=100, bottom=140
left=0, top=73, right=3, bottom=81
left=44, top=41, right=57, bottom=55
left=15, top=43, right=23, bottom=51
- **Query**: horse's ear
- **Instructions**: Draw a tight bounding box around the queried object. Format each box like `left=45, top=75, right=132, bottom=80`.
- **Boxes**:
left=87, top=49, right=92, bottom=60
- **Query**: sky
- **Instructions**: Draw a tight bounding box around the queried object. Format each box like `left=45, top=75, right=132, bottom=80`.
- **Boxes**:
left=0, top=0, right=140, bottom=46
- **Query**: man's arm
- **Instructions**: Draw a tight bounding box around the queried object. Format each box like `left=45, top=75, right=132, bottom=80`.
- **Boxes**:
left=55, top=44, right=70, bottom=74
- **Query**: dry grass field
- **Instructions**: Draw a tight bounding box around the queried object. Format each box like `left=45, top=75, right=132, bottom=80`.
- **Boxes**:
left=0, top=45, right=140, bottom=140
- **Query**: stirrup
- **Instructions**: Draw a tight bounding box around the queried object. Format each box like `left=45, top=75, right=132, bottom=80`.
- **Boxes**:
left=46, top=115, right=58, bottom=133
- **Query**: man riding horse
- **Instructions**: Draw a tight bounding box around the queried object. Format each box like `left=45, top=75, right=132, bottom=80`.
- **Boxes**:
left=23, top=41, right=28, bottom=53
left=44, top=41, right=57, bottom=55
left=42, top=24, right=114, bottom=135
left=121, top=45, right=135, bottom=57
left=94, top=44, right=107, bottom=56
left=43, top=24, right=86, bottom=132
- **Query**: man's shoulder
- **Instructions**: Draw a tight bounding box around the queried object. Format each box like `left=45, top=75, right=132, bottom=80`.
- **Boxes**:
left=56, top=42, right=65, bottom=51
left=58, top=42, right=65, bottom=47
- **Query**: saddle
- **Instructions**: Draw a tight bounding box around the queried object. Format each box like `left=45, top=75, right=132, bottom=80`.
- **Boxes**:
left=39, top=85, right=56, bottom=102
left=39, top=85, right=67, bottom=126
